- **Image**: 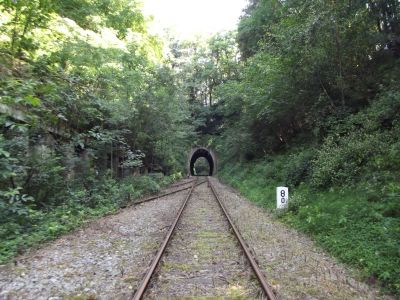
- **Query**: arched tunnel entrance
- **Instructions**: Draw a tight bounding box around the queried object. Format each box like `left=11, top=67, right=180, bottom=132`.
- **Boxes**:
left=188, top=147, right=216, bottom=176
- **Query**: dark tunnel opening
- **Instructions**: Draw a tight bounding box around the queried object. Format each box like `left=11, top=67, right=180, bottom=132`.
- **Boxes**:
left=190, top=148, right=214, bottom=176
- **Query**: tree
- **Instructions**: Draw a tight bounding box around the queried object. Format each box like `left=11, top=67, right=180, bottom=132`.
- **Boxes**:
left=0, top=0, right=54, bottom=57
left=54, top=0, right=146, bottom=38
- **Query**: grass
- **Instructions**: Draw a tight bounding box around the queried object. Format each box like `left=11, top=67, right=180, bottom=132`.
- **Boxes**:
left=162, top=261, right=193, bottom=272
left=219, top=161, right=400, bottom=296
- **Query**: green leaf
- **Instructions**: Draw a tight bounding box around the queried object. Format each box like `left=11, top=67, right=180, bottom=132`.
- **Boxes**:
left=0, top=149, right=10, bottom=158
left=25, top=95, right=41, bottom=107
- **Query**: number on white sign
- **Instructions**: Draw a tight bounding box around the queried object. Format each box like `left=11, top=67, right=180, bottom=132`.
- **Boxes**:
left=277, top=187, right=288, bottom=209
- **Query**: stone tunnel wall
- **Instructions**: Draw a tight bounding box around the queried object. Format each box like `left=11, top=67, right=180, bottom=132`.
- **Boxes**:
left=187, top=147, right=217, bottom=176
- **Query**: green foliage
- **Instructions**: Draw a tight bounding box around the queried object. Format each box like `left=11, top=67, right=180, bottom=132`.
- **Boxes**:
left=1, top=0, right=191, bottom=176
left=218, top=86, right=400, bottom=295
left=193, top=157, right=209, bottom=176
left=0, top=187, right=33, bottom=217
left=0, top=134, right=15, bottom=181
left=170, top=33, right=239, bottom=145
left=311, top=88, right=400, bottom=189
left=214, top=5, right=400, bottom=295
left=215, top=0, right=400, bottom=159
left=217, top=84, right=400, bottom=296
left=25, top=152, right=66, bottom=206
left=54, top=0, right=146, bottom=38
left=127, top=175, right=161, bottom=195
left=237, top=0, right=283, bottom=59
left=0, top=0, right=191, bottom=264
left=311, top=131, right=389, bottom=187
left=0, top=0, right=54, bottom=55
left=0, top=173, right=179, bottom=263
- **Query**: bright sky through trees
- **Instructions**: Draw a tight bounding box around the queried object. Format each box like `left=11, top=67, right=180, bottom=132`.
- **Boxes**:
left=143, top=0, right=248, bottom=39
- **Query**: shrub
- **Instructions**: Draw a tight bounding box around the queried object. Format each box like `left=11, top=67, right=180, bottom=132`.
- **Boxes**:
left=310, top=131, right=390, bottom=188
left=284, top=149, right=314, bottom=187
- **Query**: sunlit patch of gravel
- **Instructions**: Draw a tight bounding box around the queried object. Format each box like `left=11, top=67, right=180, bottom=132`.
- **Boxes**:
left=144, top=182, right=261, bottom=299
left=0, top=179, right=193, bottom=300
left=209, top=177, right=393, bottom=300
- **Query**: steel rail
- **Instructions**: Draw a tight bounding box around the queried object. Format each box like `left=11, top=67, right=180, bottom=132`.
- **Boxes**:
left=131, top=179, right=198, bottom=300
left=169, top=179, right=196, bottom=189
left=133, top=180, right=204, bottom=206
left=207, top=177, right=277, bottom=300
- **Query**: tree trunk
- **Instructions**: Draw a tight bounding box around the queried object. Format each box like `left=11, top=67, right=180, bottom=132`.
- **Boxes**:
left=10, top=7, right=21, bottom=56
left=332, top=0, right=345, bottom=107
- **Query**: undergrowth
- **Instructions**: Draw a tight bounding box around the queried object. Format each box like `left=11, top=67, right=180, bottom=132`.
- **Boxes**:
left=0, top=173, right=180, bottom=264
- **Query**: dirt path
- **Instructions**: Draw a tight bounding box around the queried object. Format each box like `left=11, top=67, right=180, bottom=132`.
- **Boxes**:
left=0, top=180, right=192, bottom=300
left=144, top=182, right=261, bottom=299
left=209, top=177, right=392, bottom=300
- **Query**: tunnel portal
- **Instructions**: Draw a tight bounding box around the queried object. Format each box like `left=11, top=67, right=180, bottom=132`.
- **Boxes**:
left=188, top=147, right=216, bottom=176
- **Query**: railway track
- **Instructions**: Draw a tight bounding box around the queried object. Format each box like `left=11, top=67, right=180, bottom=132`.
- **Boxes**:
left=133, top=179, right=202, bottom=206
left=131, top=177, right=277, bottom=300
left=169, top=179, right=196, bottom=188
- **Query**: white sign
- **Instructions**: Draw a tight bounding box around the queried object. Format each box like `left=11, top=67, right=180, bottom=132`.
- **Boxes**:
left=277, top=187, right=288, bottom=209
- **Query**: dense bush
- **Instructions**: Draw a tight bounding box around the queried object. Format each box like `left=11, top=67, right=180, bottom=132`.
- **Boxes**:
left=311, top=131, right=390, bottom=187
left=311, top=89, right=400, bottom=190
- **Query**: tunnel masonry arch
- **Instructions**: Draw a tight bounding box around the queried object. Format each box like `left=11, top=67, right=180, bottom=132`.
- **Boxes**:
left=187, top=147, right=217, bottom=176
